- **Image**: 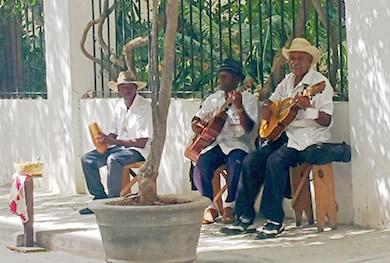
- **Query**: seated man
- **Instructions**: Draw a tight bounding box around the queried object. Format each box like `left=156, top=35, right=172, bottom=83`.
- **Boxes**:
left=221, top=37, right=334, bottom=237
left=79, top=71, right=152, bottom=215
left=191, top=58, right=258, bottom=224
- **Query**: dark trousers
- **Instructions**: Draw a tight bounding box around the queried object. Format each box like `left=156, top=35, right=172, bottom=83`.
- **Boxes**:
left=81, top=146, right=145, bottom=199
left=193, top=145, right=247, bottom=203
left=235, top=134, right=287, bottom=221
left=260, top=144, right=320, bottom=224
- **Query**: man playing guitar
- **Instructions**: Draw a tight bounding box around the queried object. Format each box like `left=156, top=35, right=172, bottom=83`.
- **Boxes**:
left=221, top=38, right=334, bottom=238
left=191, top=58, right=258, bottom=224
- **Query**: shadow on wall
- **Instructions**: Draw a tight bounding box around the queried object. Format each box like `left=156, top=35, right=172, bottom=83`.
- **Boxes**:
left=158, top=99, right=202, bottom=195
left=346, top=0, right=390, bottom=227
left=0, top=1, right=79, bottom=193
left=0, top=96, right=76, bottom=194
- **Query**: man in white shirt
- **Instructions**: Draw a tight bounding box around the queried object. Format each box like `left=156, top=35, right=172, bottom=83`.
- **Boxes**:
left=221, top=38, right=334, bottom=238
left=79, top=71, right=153, bottom=214
left=191, top=59, right=258, bottom=224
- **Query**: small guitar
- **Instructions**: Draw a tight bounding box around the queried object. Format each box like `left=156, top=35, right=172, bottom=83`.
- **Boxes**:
left=184, top=79, right=254, bottom=162
left=259, top=81, right=326, bottom=141
left=89, top=123, right=108, bottom=154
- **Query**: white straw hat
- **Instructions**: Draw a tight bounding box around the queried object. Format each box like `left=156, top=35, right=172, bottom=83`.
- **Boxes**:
left=107, top=71, right=147, bottom=92
left=282, top=38, right=321, bottom=65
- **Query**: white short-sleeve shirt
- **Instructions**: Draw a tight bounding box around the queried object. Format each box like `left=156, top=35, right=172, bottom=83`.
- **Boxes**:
left=110, top=93, right=153, bottom=158
left=195, top=90, right=259, bottom=155
left=269, top=68, right=334, bottom=151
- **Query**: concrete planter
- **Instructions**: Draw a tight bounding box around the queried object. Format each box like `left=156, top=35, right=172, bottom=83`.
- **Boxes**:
left=89, top=194, right=210, bottom=263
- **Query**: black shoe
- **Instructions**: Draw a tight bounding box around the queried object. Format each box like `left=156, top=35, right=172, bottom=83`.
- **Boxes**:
left=255, top=220, right=284, bottom=239
left=220, top=218, right=256, bottom=235
left=79, top=207, right=94, bottom=215
left=93, top=196, right=108, bottom=200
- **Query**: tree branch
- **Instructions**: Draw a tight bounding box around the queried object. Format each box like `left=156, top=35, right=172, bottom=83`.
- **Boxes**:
left=311, top=0, right=339, bottom=88
left=80, top=16, right=117, bottom=79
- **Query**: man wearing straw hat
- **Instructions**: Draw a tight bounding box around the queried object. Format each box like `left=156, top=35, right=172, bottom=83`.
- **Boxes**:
left=79, top=72, right=152, bottom=215
left=221, top=38, right=334, bottom=239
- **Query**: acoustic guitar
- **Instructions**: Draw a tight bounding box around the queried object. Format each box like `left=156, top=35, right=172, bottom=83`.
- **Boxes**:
left=259, top=81, right=326, bottom=141
left=184, top=79, right=254, bottom=162
left=89, top=123, right=108, bottom=154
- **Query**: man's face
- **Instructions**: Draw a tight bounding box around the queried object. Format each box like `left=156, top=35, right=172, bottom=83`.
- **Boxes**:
left=218, top=71, right=240, bottom=92
left=118, top=83, right=137, bottom=99
left=288, top=51, right=313, bottom=78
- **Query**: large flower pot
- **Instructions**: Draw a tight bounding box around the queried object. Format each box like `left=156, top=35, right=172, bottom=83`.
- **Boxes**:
left=89, top=194, right=210, bottom=263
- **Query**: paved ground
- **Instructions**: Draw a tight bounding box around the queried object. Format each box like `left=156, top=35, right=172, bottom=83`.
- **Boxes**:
left=1, top=184, right=390, bottom=263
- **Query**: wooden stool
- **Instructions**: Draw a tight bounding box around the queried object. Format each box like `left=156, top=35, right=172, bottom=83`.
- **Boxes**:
left=212, top=165, right=228, bottom=215
left=120, top=162, right=146, bottom=196
left=290, top=163, right=338, bottom=232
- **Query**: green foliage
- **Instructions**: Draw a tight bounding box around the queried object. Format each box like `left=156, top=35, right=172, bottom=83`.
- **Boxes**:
left=0, top=0, right=46, bottom=99
left=110, top=0, right=347, bottom=100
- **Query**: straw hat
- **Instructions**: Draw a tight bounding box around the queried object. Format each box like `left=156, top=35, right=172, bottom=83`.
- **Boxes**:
left=108, top=71, right=147, bottom=92
left=282, top=38, right=321, bottom=65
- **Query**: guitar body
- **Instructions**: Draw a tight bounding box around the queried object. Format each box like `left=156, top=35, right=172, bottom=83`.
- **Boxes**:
left=184, top=112, right=227, bottom=162
left=259, top=81, right=326, bottom=141
left=259, top=98, right=299, bottom=141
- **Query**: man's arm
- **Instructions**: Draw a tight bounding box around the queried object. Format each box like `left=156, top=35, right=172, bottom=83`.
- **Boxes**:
left=315, top=112, right=332, bottom=126
left=97, top=133, right=149, bottom=148
left=295, top=93, right=332, bottom=127
left=230, top=90, right=254, bottom=132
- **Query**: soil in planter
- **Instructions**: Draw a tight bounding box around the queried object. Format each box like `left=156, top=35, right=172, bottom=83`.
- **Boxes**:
left=106, top=194, right=191, bottom=206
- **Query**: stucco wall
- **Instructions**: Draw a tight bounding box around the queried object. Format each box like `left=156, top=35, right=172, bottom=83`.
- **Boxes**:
left=345, top=0, right=390, bottom=228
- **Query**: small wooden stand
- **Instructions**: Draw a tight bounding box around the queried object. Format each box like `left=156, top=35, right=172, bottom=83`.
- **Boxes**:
left=8, top=174, right=46, bottom=253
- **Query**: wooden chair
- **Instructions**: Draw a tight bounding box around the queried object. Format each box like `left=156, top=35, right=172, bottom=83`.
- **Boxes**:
left=212, top=165, right=228, bottom=215
left=120, top=161, right=146, bottom=197
left=290, top=162, right=338, bottom=232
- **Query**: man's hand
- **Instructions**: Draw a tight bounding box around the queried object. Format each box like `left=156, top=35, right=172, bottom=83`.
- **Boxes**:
left=191, top=117, right=205, bottom=135
left=260, top=100, right=273, bottom=122
left=230, top=90, right=243, bottom=111
left=96, top=133, right=116, bottom=146
left=295, top=92, right=311, bottom=109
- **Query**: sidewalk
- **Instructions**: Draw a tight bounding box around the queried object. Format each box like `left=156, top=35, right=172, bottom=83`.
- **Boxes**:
left=1, top=184, right=390, bottom=263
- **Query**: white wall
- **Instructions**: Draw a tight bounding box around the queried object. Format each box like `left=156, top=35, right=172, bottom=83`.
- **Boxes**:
left=0, top=0, right=94, bottom=193
left=345, top=0, right=390, bottom=228
left=0, top=100, right=50, bottom=189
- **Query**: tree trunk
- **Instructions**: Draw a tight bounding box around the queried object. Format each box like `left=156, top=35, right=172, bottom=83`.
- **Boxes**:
left=137, top=0, right=180, bottom=205
left=257, top=0, right=311, bottom=100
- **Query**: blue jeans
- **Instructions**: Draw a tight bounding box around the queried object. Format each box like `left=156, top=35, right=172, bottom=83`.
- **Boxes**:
left=260, top=144, right=314, bottom=224
left=81, top=146, right=144, bottom=198
left=235, top=134, right=287, bottom=221
left=193, top=145, right=247, bottom=203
